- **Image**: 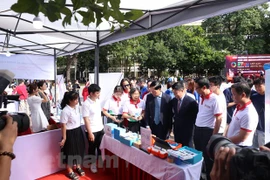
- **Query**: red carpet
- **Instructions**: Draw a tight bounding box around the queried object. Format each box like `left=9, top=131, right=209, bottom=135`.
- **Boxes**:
left=37, top=167, right=113, bottom=180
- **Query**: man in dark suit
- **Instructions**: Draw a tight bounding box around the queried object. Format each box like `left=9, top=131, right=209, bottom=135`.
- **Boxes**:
left=171, top=81, right=198, bottom=147
left=144, top=81, right=172, bottom=140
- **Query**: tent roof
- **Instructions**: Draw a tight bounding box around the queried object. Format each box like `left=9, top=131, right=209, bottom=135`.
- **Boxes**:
left=0, top=0, right=268, bottom=57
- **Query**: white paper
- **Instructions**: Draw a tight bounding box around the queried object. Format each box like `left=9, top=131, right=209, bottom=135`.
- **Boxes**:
left=89, top=73, right=124, bottom=108
left=104, top=124, right=112, bottom=137
left=140, top=127, right=152, bottom=151
left=264, top=64, right=270, bottom=144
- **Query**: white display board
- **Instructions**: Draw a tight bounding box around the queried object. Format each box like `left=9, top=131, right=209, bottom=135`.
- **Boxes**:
left=0, top=54, right=54, bottom=80
left=89, top=73, right=124, bottom=107
left=264, top=64, right=270, bottom=144
left=140, top=127, right=152, bottom=151
left=56, top=74, right=66, bottom=103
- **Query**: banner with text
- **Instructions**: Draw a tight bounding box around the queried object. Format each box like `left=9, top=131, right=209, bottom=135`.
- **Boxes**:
left=0, top=54, right=54, bottom=80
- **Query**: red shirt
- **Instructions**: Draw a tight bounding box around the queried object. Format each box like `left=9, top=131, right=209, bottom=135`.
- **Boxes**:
left=16, top=85, right=28, bottom=100
left=82, top=87, right=89, bottom=101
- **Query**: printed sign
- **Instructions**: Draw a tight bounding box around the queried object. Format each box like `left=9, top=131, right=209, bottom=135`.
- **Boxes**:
left=140, top=127, right=152, bottom=151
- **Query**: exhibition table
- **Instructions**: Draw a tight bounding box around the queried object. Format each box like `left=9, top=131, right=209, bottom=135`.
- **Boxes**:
left=11, top=128, right=63, bottom=180
left=100, top=135, right=203, bottom=180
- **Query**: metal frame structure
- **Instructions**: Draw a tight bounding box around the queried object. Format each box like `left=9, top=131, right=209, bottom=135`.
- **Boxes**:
left=0, top=0, right=267, bottom=84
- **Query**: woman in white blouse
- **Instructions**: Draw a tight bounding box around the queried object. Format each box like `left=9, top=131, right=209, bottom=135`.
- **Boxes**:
left=27, top=83, right=49, bottom=133
left=122, top=88, right=145, bottom=133
left=59, top=91, right=85, bottom=180
left=103, top=85, right=124, bottom=126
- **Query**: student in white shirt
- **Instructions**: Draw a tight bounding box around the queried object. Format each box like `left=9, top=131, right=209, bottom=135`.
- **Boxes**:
left=120, top=78, right=131, bottom=102
left=194, top=77, right=223, bottom=180
left=103, top=85, right=124, bottom=126
left=122, top=88, right=145, bottom=133
left=59, top=91, right=85, bottom=180
left=82, top=84, right=104, bottom=173
left=209, top=76, right=227, bottom=135
left=225, top=82, right=258, bottom=147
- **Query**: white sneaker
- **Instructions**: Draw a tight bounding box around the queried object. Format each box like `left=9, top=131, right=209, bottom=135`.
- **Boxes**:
left=90, top=163, right=97, bottom=173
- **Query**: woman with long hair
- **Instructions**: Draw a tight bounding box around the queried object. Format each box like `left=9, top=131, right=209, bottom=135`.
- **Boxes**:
left=59, top=91, right=85, bottom=180
left=37, top=81, right=51, bottom=121
left=27, top=83, right=49, bottom=132
left=120, top=78, right=131, bottom=102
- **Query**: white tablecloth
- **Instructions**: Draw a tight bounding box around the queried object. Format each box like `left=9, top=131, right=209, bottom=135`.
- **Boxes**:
left=100, top=135, right=203, bottom=180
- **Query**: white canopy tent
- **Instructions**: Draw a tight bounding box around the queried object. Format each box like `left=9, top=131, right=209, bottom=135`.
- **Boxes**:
left=1, top=2, right=270, bottom=179
left=0, top=0, right=268, bottom=83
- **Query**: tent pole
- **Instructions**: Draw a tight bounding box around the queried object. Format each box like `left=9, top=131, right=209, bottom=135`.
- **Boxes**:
left=54, top=49, right=57, bottom=107
left=94, top=31, right=100, bottom=85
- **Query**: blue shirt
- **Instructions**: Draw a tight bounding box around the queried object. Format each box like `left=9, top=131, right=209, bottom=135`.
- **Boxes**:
left=154, top=93, right=162, bottom=124
left=140, top=86, right=148, bottom=99
left=187, top=90, right=200, bottom=103
left=165, top=88, right=175, bottom=99
left=251, top=93, right=265, bottom=131
left=223, top=87, right=236, bottom=124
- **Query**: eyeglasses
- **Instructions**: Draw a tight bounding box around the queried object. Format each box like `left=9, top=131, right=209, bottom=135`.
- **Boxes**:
left=124, top=84, right=130, bottom=87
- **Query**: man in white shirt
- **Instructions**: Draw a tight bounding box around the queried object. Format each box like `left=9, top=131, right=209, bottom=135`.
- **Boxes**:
left=208, top=76, right=227, bottom=135
left=194, top=77, right=223, bottom=180
left=82, top=84, right=104, bottom=173
left=226, top=82, right=258, bottom=147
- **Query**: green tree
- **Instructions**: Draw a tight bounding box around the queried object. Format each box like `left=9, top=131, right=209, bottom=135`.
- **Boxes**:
left=108, top=36, right=150, bottom=77
left=77, top=45, right=112, bottom=74
left=202, top=4, right=269, bottom=54
left=57, top=54, right=77, bottom=81
left=145, top=26, right=225, bottom=76
left=77, top=50, right=94, bottom=79
left=11, top=0, right=143, bottom=29
left=143, top=40, right=173, bottom=77
left=74, top=25, right=227, bottom=79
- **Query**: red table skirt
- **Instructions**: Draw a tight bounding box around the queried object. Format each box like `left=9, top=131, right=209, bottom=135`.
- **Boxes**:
left=104, top=149, right=158, bottom=180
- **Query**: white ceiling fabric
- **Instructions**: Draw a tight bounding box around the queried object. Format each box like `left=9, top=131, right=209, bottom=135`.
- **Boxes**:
left=0, top=0, right=267, bottom=57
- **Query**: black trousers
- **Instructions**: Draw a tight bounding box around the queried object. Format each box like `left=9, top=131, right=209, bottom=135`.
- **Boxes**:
left=151, top=122, right=168, bottom=140
left=128, top=121, right=140, bottom=133
left=194, top=126, right=214, bottom=180
left=86, top=129, right=104, bottom=163
left=107, top=115, right=124, bottom=128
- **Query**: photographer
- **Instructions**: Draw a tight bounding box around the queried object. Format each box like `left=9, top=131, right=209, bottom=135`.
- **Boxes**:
left=210, top=145, right=270, bottom=180
left=0, top=115, right=17, bottom=180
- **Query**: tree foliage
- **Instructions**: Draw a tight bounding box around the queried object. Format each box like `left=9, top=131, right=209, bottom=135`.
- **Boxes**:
left=59, top=3, right=270, bottom=79
left=202, top=3, right=270, bottom=54
left=142, top=26, right=226, bottom=76
left=67, top=25, right=227, bottom=79
left=11, top=0, right=143, bottom=29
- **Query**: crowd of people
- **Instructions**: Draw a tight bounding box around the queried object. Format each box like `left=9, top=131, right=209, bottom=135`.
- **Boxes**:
left=3, top=80, right=54, bottom=134
left=101, top=75, right=266, bottom=180
left=58, top=74, right=267, bottom=179
left=1, top=74, right=268, bottom=180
